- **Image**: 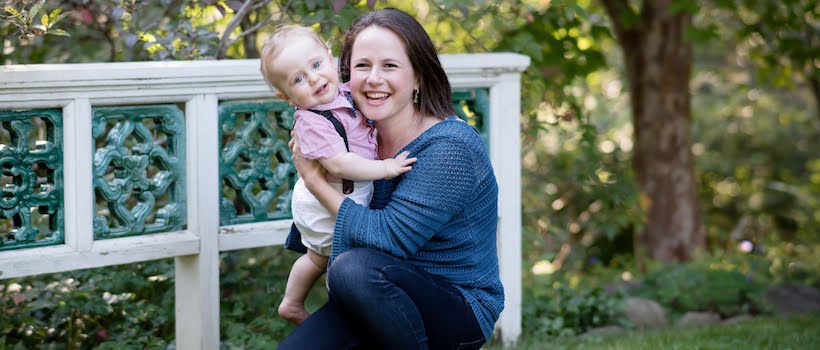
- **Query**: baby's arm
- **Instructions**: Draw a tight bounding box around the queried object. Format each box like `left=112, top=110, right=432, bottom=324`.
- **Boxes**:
left=318, top=151, right=417, bottom=181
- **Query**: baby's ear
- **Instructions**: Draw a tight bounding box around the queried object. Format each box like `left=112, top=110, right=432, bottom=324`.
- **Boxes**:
left=275, top=91, right=291, bottom=104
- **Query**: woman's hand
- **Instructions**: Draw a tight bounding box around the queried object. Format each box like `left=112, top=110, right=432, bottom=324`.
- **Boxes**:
left=289, top=130, right=326, bottom=188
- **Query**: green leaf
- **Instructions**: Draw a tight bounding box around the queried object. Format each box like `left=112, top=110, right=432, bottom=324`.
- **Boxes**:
left=4, top=6, right=20, bottom=16
left=29, top=4, right=40, bottom=19
left=50, top=9, right=71, bottom=27
left=47, top=29, right=70, bottom=37
left=41, top=13, right=48, bottom=27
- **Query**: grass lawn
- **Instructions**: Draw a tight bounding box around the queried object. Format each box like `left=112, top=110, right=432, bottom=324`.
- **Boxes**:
left=485, top=312, right=820, bottom=350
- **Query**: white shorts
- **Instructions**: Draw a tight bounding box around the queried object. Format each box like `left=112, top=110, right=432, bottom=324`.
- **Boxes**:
left=291, top=177, right=373, bottom=256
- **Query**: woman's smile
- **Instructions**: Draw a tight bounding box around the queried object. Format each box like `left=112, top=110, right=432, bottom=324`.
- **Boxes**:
left=364, top=91, right=389, bottom=105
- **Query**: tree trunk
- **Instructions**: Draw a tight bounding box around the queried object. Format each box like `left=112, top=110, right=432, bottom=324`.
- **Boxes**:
left=602, top=0, right=704, bottom=261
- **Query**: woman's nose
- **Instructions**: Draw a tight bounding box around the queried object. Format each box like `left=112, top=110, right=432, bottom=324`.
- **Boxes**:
left=366, top=68, right=384, bottom=85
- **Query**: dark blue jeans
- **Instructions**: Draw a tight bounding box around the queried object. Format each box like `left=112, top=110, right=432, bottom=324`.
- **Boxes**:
left=277, top=248, right=486, bottom=350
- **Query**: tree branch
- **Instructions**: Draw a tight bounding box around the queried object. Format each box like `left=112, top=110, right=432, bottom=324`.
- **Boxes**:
left=218, top=0, right=272, bottom=59
left=234, top=14, right=273, bottom=42
left=426, top=0, right=489, bottom=52
left=600, top=0, right=638, bottom=43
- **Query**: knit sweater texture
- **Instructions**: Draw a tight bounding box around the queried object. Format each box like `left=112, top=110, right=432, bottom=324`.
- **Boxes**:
left=331, top=116, right=503, bottom=341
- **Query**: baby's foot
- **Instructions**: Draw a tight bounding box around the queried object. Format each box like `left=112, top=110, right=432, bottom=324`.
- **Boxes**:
left=278, top=297, right=310, bottom=324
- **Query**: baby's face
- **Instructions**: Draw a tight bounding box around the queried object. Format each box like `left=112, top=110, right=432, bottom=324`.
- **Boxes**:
left=271, top=39, right=339, bottom=108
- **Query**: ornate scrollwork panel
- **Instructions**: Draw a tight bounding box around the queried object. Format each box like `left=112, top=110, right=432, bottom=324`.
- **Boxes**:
left=0, top=109, right=63, bottom=251
left=92, top=105, right=186, bottom=239
left=218, top=101, right=296, bottom=226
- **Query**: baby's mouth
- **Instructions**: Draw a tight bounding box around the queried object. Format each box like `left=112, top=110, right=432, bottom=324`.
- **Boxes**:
left=314, top=83, right=328, bottom=95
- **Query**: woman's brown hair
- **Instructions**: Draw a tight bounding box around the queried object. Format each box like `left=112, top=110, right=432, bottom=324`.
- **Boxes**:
left=339, top=8, right=455, bottom=119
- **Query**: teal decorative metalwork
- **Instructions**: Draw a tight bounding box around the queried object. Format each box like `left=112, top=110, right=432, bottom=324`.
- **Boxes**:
left=0, top=109, right=63, bottom=251
left=219, top=101, right=296, bottom=226
left=92, top=105, right=186, bottom=239
left=452, top=89, right=490, bottom=147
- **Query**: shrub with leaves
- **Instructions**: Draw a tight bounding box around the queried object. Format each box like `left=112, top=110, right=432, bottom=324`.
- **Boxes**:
left=523, top=284, right=625, bottom=337
left=1, top=0, right=70, bottom=39
left=633, top=263, right=768, bottom=318
left=0, top=259, right=175, bottom=349
left=0, top=246, right=307, bottom=349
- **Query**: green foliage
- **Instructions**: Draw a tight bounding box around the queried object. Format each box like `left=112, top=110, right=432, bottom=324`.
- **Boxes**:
left=760, top=240, right=820, bottom=288
left=691, top=2, right=820, bottom=254
left=523, top=282, right=626, bottom=337
left=0, top=260, right=175, bottom=349
left=0, top=247, right=309, bottom=349
left=710, top=0, right=819, bottom=91
left=633, top=263, right=768, bottom=318
left=217, top=247, right=314, bottom=349
left=1, top=0, right=70, bottom=39
left=0, top=0, right=372, bottom=64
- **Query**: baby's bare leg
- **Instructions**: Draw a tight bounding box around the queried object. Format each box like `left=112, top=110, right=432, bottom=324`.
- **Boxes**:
left=278, top=250, right=329, bottom=324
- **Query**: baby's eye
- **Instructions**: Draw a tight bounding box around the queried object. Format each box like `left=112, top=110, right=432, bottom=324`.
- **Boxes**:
left=313, top=61, right=321, bottom=69
left=294, top=75, right=304, bottom=84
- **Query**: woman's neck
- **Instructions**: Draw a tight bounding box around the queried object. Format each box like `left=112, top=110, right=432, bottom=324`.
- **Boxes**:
left=376, top=113, right=440, bottom=159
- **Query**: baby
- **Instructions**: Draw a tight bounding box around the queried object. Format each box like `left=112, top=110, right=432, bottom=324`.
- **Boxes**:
left=260, top=25, right=416, bottom=324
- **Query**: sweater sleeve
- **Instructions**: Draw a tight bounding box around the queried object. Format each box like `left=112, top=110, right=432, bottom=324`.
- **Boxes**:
left=331, top=136, right=475, bottom=261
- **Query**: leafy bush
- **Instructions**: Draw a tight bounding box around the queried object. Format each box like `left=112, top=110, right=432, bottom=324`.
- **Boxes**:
left=0, top=246, right=305, bottom=349
left=523, top=283, right=626, bottom=337
left=217, top=246, right=312, bottom=349
left=0, top=259, right=175, bottom=349
left=633, top=263, right=768, bottom=318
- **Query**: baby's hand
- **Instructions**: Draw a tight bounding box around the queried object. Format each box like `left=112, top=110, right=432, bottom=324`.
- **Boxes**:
left=383, top=151, right=417, bottom=179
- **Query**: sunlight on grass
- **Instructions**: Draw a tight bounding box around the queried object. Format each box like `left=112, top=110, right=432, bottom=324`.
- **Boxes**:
left=485, top=313, right=820, bottom=350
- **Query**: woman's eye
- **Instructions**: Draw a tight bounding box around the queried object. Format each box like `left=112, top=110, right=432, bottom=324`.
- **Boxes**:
left=354, top=63, right=369, bottom=69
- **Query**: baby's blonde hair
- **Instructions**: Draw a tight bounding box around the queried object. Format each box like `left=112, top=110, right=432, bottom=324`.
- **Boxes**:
left=260, top=25, right=329, bottom=91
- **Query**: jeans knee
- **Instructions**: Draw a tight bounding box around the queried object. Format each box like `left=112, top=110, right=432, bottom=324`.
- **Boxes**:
left=328, top=248, right=387, bottom=299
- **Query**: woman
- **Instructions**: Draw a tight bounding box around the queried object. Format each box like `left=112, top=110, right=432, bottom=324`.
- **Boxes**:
left=279, top=8, right=502, bottom=350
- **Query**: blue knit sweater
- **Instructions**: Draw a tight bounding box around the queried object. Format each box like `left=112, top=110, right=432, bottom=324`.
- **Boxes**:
left=330, top=116, right=503, bottom=341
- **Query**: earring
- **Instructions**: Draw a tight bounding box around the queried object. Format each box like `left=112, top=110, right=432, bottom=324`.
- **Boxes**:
left=413, top=89, right=419, bottom=104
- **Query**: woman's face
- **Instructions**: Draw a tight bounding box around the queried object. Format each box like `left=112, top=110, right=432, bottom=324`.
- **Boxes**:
left=348, top=25, right=417, bottom=123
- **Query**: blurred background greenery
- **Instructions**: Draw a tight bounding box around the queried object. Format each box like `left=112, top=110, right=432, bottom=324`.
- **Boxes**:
left=1, top=0, right=818, bottom=348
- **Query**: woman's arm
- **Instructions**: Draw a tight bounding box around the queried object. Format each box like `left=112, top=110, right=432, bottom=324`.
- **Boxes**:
left=331, top=136, right=477, bottom=260
left=318, top=151, right=416, bottom=181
